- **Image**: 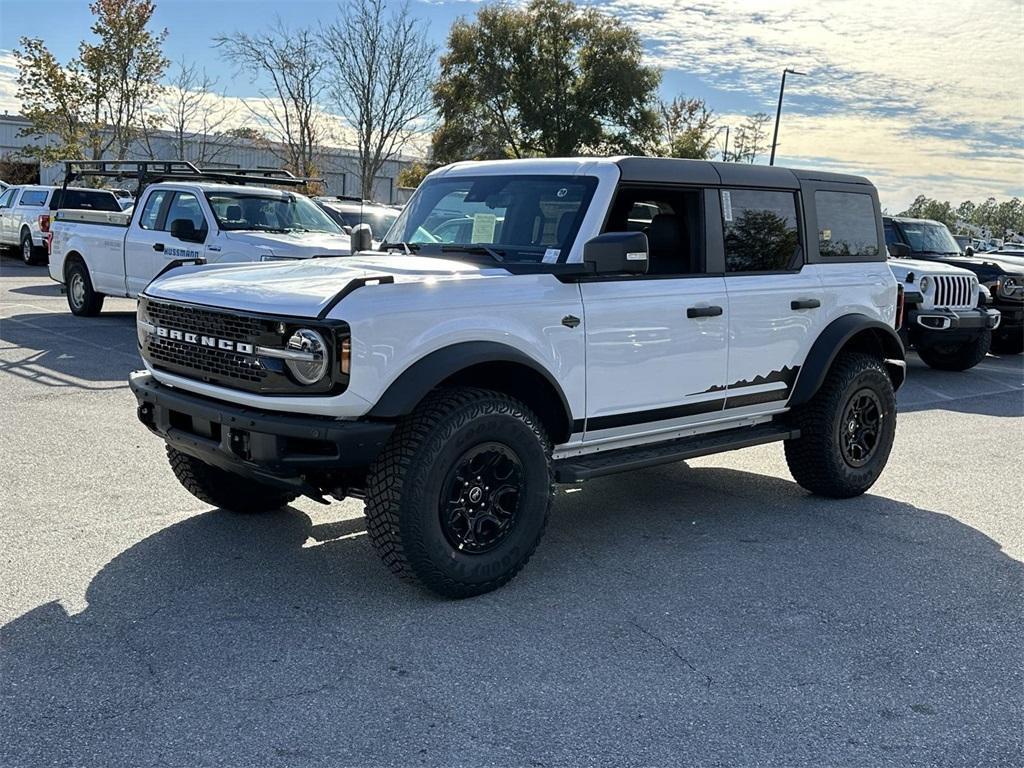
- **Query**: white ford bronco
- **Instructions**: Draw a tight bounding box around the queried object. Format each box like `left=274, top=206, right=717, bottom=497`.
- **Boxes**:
left=130, top=157, right=906, bottom=597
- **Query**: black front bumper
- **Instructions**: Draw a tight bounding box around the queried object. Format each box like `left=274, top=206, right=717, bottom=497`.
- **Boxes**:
left=906, top=306, right=1000, bottom=332
left=130, top=371, right=393, bottom=488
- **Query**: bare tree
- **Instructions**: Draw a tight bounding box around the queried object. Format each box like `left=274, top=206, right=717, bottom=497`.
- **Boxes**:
left=214, top=21, right=327, bottom=177
left=322, top=0, right=436, bottom=200
left=657, top=96, right=718, bottom=159
left=732, top=112, right=771, bottom=164
left=158, top=59, right=238, bottom=163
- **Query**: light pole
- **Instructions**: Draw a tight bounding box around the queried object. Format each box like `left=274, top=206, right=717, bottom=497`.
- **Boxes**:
left=769, top=68, right=805, bottom=166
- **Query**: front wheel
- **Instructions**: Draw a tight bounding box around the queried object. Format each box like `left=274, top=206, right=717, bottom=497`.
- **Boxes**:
left=916, top=330, right=991, bottom=371
left=166, top=447, right=298, bottom=513
left=365, top=387, right=553, bottom=598
left=785, top=352, right=897, bottom=498
left=991, top=327, right=1024, bottom=355
left=65, top=261, right=104, bottom=316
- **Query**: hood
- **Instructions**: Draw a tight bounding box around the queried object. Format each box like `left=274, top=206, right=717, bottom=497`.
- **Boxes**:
left=887, top=257, right=976, bottom=280
left=144, top=253, right=490, bottom=317
left=929, top=254, right=1024, bottom=278
left=221, top=230, right=352, bottom=257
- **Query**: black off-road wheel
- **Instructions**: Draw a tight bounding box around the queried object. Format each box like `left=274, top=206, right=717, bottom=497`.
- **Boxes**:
left=167, top=446, right=298, bottom=513
left=916, top=330, right=991, bottom=371
left=20, top=230, right=45, bottom=265
left=65, top=260, right=105, bottom=316
left=991, top=327, right=1024, bottom=355
left=784, top=352, right=897, bottom=498
left=365, top=387, right=553, bottom=598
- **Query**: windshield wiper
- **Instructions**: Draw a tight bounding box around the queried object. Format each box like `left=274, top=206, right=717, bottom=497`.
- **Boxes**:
left=440, top=244, right=506, bottom=263
left=224, top=225, right=290, bottom=233
left=380, top=241, right=421, bottom=254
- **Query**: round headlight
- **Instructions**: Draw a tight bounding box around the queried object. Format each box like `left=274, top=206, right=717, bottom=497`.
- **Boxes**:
left=919, top=276, right=931, bottom=293
left=285, top=329, right=328, bottom=384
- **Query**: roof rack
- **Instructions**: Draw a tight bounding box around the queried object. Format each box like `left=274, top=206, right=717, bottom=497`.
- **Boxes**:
left=59, top=160, right=324, bottom=199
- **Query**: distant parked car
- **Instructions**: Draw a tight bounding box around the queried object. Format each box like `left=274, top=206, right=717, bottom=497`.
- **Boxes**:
left=107, top=188, right=136, bottom=211
left=0, top=184, right=122, bottom=264
left=313, top=195, right=400, bottom=235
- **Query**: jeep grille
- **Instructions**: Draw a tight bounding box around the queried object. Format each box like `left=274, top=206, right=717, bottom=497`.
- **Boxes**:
left=933, top=275, right=974, bottom=310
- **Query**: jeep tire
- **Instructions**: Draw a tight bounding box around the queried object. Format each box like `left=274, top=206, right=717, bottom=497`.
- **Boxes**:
left=365, top=387, right=553, bottom=598
left=991, top=327, right=1024, bottom=355
left=66, top=260, right=105, bottom=316
left=916, top=329, right=991, bottom=371
left=166, top=446, right=298, bottom=513
left=784, top=352, right=897, bottom=498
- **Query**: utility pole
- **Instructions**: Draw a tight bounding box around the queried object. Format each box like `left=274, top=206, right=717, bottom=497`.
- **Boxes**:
left=722, top=125, right=730, bottom=162
left=769, top=68, right=806, bottom=166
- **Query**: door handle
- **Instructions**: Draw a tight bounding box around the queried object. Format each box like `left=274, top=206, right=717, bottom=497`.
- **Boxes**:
left=153, top=243, right=165, bottom=252
left=790, top=298, right=821, bottom=310
left=687, top=305, right=723, bottom=318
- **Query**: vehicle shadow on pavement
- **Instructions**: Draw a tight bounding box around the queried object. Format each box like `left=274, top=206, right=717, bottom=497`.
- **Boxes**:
left=899, top=353, right=1024, bottom=417
left=0, top=310, right=139, bottom=390
left=3, top=467, right=1021, bottom=767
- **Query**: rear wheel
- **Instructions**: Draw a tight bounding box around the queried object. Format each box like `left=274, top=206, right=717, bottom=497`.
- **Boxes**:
left=365, top=387, right=553, bottom=598
left=166, top=446, right=298, bottom=513
left=991, top=327, right=1023, bottom=355
left=785, top=352, right=897, bottom=498
left=20, top=230, right=44, bottom=265
left=65, top=260, right=104, bottom=316
left=916, top=330, right=991, bottom=371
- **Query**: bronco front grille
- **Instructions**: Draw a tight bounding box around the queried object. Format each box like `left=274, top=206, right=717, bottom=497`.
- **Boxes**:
left=933, top=275, right=974, bottom=310
left=139, top=297, right=347, bottom=396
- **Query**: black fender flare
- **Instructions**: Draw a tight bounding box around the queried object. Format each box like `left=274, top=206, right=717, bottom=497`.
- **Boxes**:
left=366, top=340, right=575, bottom=428
left=788, top=314, right=906, bottom=407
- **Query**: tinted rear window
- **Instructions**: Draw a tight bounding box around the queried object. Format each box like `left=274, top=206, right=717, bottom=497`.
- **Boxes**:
left=815, top=191, right=879, bottom=258
left=19, top=190, right=48, bottom=206
left=50, top=190, right=121, bottom=212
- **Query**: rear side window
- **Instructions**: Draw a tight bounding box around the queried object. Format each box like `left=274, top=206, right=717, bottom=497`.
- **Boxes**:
left=18, top=190, right=48, bottom=207
left=50, top=190, right=121, bottom=212
left=815, top=191, right=879, bottom=258
left=721, top=189, right=801, bottom=272
left=138, top=190, right=168, bottom=230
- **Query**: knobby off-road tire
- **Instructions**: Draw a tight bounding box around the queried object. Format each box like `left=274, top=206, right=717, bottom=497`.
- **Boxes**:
left=166, top=446, right=298, bottom=513
left=916, top=329, right=991, bottom=371
left=991, top=327, right=1024, bottom=355
left=365, top=387, right=553, bottom=598
left=784, top=352, right=897, bottom=498
left=65, top=260, right=104, bottom=316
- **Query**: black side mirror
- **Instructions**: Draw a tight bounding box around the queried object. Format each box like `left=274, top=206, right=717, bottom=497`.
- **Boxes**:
left=170, top=218, right=203, bottom=243
left=964, top=246, right=975, bottom=256
left=350, top=222, right=373, bottom=253
left=888, top=242, right=911, bottom=258
left=583, top=231, right=649, bottom=275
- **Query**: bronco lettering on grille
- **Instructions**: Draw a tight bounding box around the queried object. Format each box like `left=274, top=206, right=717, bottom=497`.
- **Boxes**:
left=155, top=326, right=254, bottom=355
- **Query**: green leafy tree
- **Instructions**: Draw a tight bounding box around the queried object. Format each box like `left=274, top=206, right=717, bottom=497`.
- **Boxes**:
left=398, top=161, right=431, bottom=189
left=432, top=0, right=661, bottom=163
left=657, top=96, right=718, bottom=159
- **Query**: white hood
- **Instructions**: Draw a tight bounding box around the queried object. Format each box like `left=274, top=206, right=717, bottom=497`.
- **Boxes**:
left=145, top=253, right=491, bottom=317
left=219, top=230, right=352, bottom=259
left=887, top=257, right=975, bottom=281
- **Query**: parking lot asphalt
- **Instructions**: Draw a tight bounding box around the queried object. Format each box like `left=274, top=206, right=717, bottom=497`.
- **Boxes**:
left=1, top=258, right=1022, bottom=768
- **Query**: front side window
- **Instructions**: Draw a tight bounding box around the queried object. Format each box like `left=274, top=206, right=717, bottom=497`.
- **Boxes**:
left=603, top=187, right=702, bottom=275
left=884, top=221, right=900, bottom=247
left=206, top=192, right=342, bottom=234
left=387, top=174, right=599, bottom=263
left=722, top=189, right=801, bottom=273
left=815, top=191, right=879, bottom=259
left=164, top=192, right=207, bottom=235
left=139, top=190, right=168, bottom=230
left=18, top=190, right=48, bottom=207
left=0, top=189, right=15, bottom=208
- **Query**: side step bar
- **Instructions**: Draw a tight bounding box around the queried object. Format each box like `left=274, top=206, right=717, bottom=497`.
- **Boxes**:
left=553, top=423, right=799, bottom=483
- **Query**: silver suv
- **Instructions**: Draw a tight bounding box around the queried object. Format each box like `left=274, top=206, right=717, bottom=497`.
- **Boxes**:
left=0, top=185, right=122, bottom=264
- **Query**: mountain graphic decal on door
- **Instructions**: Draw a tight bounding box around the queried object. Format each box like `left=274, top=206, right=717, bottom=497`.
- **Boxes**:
left=689, top=365, right=800, bottom=396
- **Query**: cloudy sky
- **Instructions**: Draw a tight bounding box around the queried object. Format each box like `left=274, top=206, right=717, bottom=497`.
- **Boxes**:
left=0, top=0, right=1020, bottom=210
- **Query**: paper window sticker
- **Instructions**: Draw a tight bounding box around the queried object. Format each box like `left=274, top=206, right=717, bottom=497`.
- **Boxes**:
left=470, top=213, right=497, bottom=243
left=822, top=229, right=832, bottom=241
left=721, top=190, right=733, bottom=222
left=542, top=248, right=560, bottom=263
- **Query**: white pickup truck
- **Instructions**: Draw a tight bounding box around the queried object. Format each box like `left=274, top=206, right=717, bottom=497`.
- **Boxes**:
left=49, top=179, right=352, bottom=316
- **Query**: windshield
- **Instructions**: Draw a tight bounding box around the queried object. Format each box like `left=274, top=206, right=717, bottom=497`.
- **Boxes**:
left=205, top=191, right=342, bottom=234
left=901, top=221, right=961, bottom=255
left=384, top=174, right=598, bottom=263
left=320, top=202, right=399, bottom=233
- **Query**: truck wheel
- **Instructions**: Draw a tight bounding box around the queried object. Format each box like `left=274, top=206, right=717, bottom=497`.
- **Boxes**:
left=784, top=352, right=897, bottom=498
left=991, top=328, right=1024, bottom=355
left=166, top=446, right=298, bottom=513
left=916, top=330, right=991, bottom=371
left=365, top=387, right=553, bottom=598
left=65, top=261, right=104, bottom=316
left=20, top=230, right=44, bottom=265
